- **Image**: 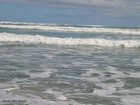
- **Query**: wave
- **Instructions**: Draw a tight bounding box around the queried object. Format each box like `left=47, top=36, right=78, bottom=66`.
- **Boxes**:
left=0, top=21, right=102, bottom=27
left=0, top=21, right=37, bottom=25
left=0, top=22, right=140, bottom=35
left=0, top=33, right=140, bottom=48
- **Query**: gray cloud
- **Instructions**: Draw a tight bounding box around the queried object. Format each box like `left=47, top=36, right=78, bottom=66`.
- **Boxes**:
left=1, top=0, right=140, bottom=16
left=51, top=0, right=140, bottom=16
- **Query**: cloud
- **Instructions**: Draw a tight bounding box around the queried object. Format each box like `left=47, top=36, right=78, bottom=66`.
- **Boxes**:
left=1, top=0, right=140, bottom=16
left=50, top=0, right=140, bottom=16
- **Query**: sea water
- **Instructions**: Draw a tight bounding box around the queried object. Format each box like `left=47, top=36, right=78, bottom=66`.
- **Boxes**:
left=0, top=22, right=140, bottom=105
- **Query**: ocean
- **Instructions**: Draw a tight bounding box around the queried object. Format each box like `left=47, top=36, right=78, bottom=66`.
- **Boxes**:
left=0, top=22, right=140, bottom=105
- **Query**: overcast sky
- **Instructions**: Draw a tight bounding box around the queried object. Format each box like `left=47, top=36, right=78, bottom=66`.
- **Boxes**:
left=0, top=0, right=140, bottom=26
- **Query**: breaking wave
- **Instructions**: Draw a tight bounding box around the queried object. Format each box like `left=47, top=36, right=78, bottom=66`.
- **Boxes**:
left=0, top=22, right=140, bottom=35
left=0, top=33, right=140, bottom=48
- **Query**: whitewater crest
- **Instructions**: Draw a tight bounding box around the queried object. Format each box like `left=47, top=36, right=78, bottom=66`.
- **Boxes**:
left=0, top=22, right=140, bottom=35
left=0, top=33, right=140, bottom=48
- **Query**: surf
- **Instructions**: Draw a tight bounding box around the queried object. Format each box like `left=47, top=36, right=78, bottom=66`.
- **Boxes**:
left=0, top=22, right=140, bottom=35
left=0, top=32, right=140, bottom=48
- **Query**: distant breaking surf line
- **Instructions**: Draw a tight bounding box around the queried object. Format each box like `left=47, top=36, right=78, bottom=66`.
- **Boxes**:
left=0, top=23, right=140, bottom=35
left=0, top=33, right=140, bottom=48
left=0, top=21, right=102, bottom=27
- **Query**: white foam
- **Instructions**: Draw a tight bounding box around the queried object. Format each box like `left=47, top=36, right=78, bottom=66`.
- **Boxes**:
left=116, top=87, right=140, bottom=95
left=4, top=87, right=19, bottom=91
left=0, top=90, right=81, bottom=105
left=43, top=54, right=55, bottom=59
left=132, top=57, right=140, bottom=64
left=105, top=66, right=117, bottom=71
left=72, top=61, right=82, bottom=66
left=121, top=96, right=140, bottom=105
left=0, top=23, right=140, bottom=35
left=94, top=88, right=115, bottom=96
left=94, top=81, right=124, bottom=96
left=57, top=96, right=68, bottom=101
left=0, top=33, right=140, bottom=48
left=129, top=72, right=140, bottom=78
left=28, top=67, right=56, bottom=79
left=29, top=71, right=51, bottom=79
left=0, top=21, right=39, bottom=25
left=0, top=21, right=102, bottom=27
left=43, top=89, right=68, bottom=101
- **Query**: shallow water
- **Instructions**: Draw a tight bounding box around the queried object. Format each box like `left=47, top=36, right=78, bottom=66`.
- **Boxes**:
left=0, top=45, right=140, bottom=105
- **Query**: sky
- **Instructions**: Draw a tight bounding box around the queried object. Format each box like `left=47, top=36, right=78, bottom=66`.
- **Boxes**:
left=0, top=0, right=140, bottom=27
